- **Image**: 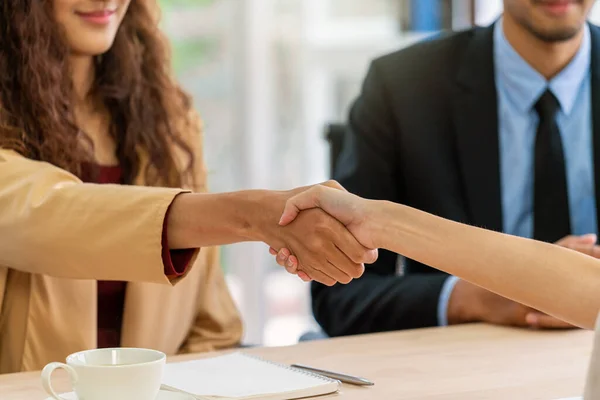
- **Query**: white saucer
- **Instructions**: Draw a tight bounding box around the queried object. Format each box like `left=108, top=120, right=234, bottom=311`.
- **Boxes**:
left=45, top=389, right=195, bottom=400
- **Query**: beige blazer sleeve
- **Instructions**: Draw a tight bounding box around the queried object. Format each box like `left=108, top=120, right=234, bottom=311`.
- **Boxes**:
left=0, top=149, right=189, bottom=284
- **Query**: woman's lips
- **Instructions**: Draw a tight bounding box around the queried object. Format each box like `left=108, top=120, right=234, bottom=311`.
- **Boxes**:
left=75, top=10, right=116, bottom=25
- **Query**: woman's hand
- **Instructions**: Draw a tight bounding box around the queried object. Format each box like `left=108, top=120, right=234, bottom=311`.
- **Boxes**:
left=279, top=182, right=376, bottom=247
left=269, top=182, right=379, bottom=281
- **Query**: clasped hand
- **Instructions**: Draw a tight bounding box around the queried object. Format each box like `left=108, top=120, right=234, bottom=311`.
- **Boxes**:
left=265, top=181, right=376, bottom=285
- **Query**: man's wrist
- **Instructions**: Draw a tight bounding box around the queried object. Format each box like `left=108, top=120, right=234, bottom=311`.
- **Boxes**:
left=438, top=276, right=461, bottom=326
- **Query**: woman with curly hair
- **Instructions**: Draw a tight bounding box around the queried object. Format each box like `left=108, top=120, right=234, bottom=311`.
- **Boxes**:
left=0, top=0, right=376, bottom=373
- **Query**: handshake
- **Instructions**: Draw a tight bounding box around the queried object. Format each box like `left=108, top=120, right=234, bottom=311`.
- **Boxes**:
left=262, top=181, right=379, bottom=286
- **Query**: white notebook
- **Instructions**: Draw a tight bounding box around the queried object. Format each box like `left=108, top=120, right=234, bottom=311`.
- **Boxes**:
left=161, top=352, right=340, bottom=400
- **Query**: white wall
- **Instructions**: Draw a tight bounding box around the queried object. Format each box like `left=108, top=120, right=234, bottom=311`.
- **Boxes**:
left=475, top=0, right=502, bottom=25
left=590, top=1, right=600, bottom=24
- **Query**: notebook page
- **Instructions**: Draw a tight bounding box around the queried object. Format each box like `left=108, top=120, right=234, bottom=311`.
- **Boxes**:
left=162, top=352, right=339, bottom=399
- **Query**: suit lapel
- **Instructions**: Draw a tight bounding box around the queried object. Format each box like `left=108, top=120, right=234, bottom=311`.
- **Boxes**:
left=452, top=25, right=503, bottom=232
left=589, top=24, right=600, bottom=235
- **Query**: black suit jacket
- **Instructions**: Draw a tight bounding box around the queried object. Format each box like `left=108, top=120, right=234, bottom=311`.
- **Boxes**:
left=312, top=23, right=600, bottom=336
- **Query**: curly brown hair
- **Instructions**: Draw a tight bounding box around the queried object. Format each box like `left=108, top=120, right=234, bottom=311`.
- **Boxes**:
left=0, top=0, right=195, bottom=187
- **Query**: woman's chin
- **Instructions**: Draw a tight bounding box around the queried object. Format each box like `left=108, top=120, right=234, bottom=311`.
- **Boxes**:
left=68, top=37, right=117, bottom=57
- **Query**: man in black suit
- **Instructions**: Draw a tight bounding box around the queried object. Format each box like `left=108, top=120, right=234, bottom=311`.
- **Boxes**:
left=312, top=0, right=600, bottom=336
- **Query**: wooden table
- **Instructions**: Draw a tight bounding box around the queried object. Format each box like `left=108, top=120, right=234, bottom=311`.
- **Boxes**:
left=0, top=324, right=593, bottom=400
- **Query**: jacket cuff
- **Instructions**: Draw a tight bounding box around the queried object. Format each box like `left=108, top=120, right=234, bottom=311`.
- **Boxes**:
left=162, top=195, right=197, bottom=279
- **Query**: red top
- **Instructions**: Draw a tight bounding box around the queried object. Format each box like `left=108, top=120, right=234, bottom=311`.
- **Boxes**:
left=83, top=164, right=195, bottom=348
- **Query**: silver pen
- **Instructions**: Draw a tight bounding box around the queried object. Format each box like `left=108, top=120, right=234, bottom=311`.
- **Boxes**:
left=290, top=364, right=375, bottom=386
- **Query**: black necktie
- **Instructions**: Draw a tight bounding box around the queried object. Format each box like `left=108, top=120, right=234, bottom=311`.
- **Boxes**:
left=533, top=90, right=571, bottom=243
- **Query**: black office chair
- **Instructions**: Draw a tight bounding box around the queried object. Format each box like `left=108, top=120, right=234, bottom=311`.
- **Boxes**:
left=324, top=123, right=347, bottom=178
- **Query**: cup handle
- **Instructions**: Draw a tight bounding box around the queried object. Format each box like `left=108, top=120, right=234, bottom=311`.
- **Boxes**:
left=41, top=362, right=78, bottom=400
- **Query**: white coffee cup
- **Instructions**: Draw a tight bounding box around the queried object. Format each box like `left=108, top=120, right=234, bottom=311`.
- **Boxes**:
left=41, top=347, right=166, bottom=400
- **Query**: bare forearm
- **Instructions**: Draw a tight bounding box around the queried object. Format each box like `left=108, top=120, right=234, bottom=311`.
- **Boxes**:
left=371, top=201, right=600, bottom=329
left=167, top=190, right=278, bottom=249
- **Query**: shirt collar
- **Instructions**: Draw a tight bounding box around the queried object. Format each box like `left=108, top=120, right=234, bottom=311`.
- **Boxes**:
left=493, top=18, right=591, bottom=116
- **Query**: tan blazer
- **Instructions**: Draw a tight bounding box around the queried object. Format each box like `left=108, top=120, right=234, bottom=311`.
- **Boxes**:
left=0, top=125, right=243, bottom=373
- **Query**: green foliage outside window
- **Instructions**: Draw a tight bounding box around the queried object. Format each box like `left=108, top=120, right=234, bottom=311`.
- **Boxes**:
left=158, top=0, right=218, bottom=75
left=158, top=0, right=216, bottom=10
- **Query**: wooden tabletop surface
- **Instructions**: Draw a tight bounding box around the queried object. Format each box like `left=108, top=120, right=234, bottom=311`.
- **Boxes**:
left=0, top=324, right=593, bottom=400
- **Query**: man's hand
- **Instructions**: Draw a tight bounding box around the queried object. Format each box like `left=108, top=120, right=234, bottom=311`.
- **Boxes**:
left=255, top=182, right=378, bottom=286
left=447, top=279, right=575, bottom=329
left=555, top=234, right=600, bottom=258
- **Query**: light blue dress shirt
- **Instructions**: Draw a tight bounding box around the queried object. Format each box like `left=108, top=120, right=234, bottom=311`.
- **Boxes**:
left=437, top=20, right=597, bottom=325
